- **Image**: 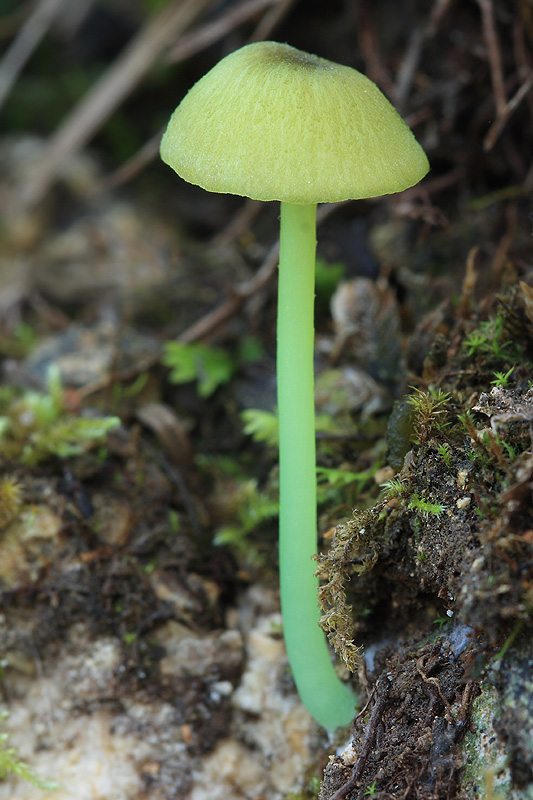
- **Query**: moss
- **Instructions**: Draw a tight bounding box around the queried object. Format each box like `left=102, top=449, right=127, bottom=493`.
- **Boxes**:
left=0, top=367, right=120, bottom=466
left=319, top=280, right=533, bottom=796
left=0, top=711, right=59, bottom=791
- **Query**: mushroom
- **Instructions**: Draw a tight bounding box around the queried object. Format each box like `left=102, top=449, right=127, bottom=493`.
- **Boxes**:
left=160, top=41, right=429, bottom=729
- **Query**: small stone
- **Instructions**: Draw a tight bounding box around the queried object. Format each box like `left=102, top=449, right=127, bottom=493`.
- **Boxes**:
left=456, top=496, right=471, bottom=509
left=457, top=469, right=469, bottom=489
left=374, top=465, right=396, bottom=485
left=159, top=629, right=243, bottom=680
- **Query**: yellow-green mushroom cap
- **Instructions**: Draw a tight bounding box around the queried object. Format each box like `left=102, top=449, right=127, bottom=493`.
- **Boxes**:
left=160, top=41, right=429, bottom=205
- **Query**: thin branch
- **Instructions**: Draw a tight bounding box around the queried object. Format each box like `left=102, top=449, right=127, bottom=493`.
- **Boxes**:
left=167, top=0, right=278, bottom=64
left=395, top=0, right=456, bottom=109
left=248, top=0, right=296, bottom=42
left=458, top=246, right=479, bottom=321
left=179, top=240, right=280, bottom=344
left=178, top=202, right=348, bottom=344
left=426, top=0, right=454, bottom=37
left=17, top=0, right=215, bottom=212
left=327, top=677, right=391, bottom=800
left=0, top=2, right=35, bottom=40
left=476, top=0, right=533, bottom=151
left=95, top=130, right=163, bottom=193
left=483, top=70, right=533, bottom=151
left=78, top=202, right=350, bottom=400
left=476, top=0, right=507, bottom=118
left=356, top=4, right=394, bottom=97
left=393, top=27, right=424, bottom=110
left=211, top=199, right=262, bottom=247
left=0, top=0, right=66, bottom=110
left=97, top=0, right=286, bottom=192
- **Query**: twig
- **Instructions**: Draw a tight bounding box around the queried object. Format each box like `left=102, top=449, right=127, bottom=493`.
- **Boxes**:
left=36, top=0, right=287, bottom=199
left=356, top=4, right=394, bottom=96
left=17, top=0, right=215, bottom=212
left=0, top=2, right=35, bottom=40
left=458, top=246, right=479, bottom=321
left=328, top=677, right=391, bottom=800
left=107, top=0, right=291, bottom=190
left=416, top=655, right=455, bottom=722
left=426, top=0, right=454, bottom=37
left=78, top=202, right=350, bottom=400
left=51, top=0, right=94, bottom=39
left=179, top=240, right=280, bottom=344
left=178, top=202, right=348, bottom=344
left=475, top=0, right=533, bottom=151
left=483, top=70, right=533, bottom=151
left=394, top=0, right=457, bottom=109
left=0, top=0, right=66, bottom=110
left=249, top=0, right=296, bottom=42
left=95, top=130, right=163, bottom=193
left=476, top=0, right=507, bottom=118
left=393, top=28, right=425, bottom=110
left=211, top=199, right=262, bottom=247
left=167, top=0, right=279, bottom=64
left=490, top=202, right=518, bottom=279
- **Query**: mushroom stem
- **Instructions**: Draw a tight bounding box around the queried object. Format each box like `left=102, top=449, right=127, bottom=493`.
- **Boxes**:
left=278, top=201, right=356, bottom=730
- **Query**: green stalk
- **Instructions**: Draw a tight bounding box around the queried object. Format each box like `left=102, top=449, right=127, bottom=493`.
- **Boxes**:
left=277, top=201, right=356, bottom=730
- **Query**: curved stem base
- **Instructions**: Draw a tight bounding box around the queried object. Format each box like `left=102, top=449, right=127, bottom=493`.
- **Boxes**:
left=277, top=201, right=356, bottom=730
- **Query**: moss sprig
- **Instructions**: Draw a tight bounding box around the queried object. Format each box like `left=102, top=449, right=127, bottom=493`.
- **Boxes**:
left=0, top=476, right=23, bottom=529
left=316, top=512, right=377, bottom=671
left=0, top=367, right=120, bottom=465
left=0, top=711, right=59, bottom=791
left=407, top=386, right=451, bottom=445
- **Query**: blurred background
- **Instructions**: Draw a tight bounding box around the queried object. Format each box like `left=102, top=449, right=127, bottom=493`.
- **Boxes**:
left=0, top=0, right=530, bottom=336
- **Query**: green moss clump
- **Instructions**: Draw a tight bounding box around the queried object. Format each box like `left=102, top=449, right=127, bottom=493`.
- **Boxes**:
left=0, top=367, right=120, bottom=465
